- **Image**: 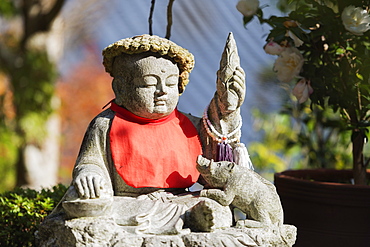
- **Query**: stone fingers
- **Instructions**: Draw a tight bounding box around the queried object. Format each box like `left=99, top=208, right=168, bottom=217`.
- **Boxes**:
left=229, top=66, right=246, bottom=105
left=74, top=174, right=103, bottom=199
left=75, top=178, right=85, bottom=199
left=93, top=176, right=102, bottom=198
left=80, top=177, right=91, bottom=199
left=200, top=189, right=208, bottom=197
left=232, top=66, right=245, bottom=88
left=87, top=176, right=96, bottom=198
left=235, top=66, right=245, bottom=78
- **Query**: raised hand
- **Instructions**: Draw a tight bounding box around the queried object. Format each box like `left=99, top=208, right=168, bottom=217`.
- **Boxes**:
left=216, top=33, right=246, bottom=114
left=216, top=66, right=246, bottom=113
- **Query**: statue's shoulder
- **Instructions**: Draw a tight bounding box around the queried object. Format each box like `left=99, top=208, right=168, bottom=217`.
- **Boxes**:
left=179, top=111, right=201, bottom=131
left=87, top=108, right=115, bottom=132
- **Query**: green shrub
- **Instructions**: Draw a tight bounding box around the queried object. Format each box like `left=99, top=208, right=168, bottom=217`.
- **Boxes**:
left=0, top=184, right=68, bottom=247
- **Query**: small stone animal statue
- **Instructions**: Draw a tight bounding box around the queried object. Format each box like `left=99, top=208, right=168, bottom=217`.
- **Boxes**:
left=196, top=155, right=284, bottom=228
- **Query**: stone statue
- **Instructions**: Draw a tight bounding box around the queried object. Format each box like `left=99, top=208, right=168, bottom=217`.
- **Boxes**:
left=196, top=155, right=284, bottom=228
left=37, top=33, right=296, bottom=247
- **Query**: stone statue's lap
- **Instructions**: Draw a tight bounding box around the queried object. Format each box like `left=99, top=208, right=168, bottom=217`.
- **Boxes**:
left=62, top=185, right=232, bottom=234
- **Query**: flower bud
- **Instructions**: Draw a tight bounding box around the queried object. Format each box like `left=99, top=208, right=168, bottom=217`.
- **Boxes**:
left=236, top=0, right=260, bottom=17
left=264, top=41, right=285, bottom=55
left=292, top=78, right=313, bottom=103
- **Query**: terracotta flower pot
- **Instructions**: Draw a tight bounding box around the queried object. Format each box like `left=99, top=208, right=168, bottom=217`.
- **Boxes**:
left=274, top=169, right=370, bottom=247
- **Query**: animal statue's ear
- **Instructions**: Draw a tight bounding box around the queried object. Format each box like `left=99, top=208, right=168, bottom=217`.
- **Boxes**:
left=196, top=155, right=213, bottom=167
left=227, top=162, right=235, bottom=171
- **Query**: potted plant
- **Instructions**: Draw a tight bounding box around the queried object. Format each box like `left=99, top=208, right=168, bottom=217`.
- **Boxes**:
left=237, top=0, right=370, bottom=246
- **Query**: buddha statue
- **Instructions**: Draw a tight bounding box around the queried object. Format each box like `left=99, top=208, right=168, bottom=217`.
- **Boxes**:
left=53, top=33, right=246, bottom=234
left=39, top=33, right=296, bottom=247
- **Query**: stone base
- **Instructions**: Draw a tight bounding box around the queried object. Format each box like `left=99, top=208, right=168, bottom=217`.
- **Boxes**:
left=36, top=216, right=296, bottom=247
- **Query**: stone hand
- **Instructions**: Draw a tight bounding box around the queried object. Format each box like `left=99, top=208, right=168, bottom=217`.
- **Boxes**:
left=74, top=172, right=103, bottom=199
left=216, top=66, right=246, bottom=112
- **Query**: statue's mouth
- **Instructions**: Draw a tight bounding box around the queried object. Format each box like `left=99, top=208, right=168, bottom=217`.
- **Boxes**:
left=154, top=96, right=168, bottom=106
left=154, top=100, right=166, bottom=106
left=196, top=164, right=206, bottom=173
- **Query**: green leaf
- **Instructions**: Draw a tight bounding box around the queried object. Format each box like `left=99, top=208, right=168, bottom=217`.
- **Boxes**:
left=289, top=26, right=307, bottom=42
left=243, top=15, right=254, bottom=26
left=336, top=48, right=346, bottom=55
left=356, top=73, right=364, bottom=80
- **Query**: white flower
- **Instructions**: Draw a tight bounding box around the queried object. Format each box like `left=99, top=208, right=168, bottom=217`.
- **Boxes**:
left=236, top=0, right=260, bottom=17
left=273, top=47, right=304, bottom=83
left=264, top=41, right=285, bottom=55
left=292, top=78, right=313, bottom=103
left=341, top=6, right=370, bottom=36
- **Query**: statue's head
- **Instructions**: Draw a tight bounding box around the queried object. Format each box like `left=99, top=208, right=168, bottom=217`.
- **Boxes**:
left=102, top=35, right=194, bottom=119
left=196, top=155, right=235, bottom=189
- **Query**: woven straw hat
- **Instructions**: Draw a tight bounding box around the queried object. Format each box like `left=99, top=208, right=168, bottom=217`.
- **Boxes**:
left=102, top=34, right=195, bottom=94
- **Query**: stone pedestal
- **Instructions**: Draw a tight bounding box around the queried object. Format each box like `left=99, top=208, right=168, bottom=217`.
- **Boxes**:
left=36, top=216, right=296, bottom=247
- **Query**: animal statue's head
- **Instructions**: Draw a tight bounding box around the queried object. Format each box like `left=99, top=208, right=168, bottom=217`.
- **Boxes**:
left=196, top=155, right=236, bottom=188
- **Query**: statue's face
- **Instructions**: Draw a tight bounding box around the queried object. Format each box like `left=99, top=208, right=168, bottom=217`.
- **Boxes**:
left=113, top=54, right=180, bottom=119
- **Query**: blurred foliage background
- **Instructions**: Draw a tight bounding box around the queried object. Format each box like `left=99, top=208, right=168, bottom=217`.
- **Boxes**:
left=248, top=67, right=354, bottom=181
left=0, top=0, right=111, bottom=192
left=0, top=0, right=61, bottom=191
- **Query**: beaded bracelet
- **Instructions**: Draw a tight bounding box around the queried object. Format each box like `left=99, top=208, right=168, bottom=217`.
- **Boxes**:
left=202, top=106, right=242, bottom=144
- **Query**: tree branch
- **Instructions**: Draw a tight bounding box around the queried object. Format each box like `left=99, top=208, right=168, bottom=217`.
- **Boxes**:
left=165, top=0, right=175, bottom=39
left=148, top=0, right=156, bottom=35
left=21, top=0, right=65, bottom=49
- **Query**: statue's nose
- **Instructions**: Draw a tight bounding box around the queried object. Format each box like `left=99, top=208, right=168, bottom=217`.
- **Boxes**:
left=155, top=81, right=168, bottom=96
left=155, top=90, right=166, bottom=97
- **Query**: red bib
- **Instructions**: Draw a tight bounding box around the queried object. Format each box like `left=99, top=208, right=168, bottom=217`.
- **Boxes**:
left=109, top=102, right=202, bottom=188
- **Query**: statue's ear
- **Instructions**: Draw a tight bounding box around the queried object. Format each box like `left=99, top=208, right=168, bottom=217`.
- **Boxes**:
left=196, top=155, right=211, bottom=167
left=227, top=162, right=235, bottom=171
